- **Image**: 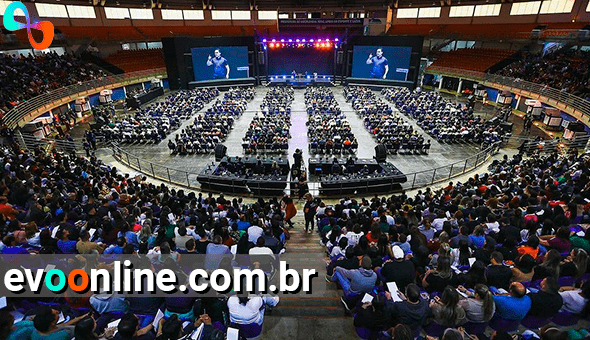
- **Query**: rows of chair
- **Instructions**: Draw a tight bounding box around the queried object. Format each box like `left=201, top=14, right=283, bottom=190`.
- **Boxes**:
left=306, top=87, right=359, bottom=155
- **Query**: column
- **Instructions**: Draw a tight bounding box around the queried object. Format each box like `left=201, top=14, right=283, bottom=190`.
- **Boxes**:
left=457, top=78, right=463, bottom=95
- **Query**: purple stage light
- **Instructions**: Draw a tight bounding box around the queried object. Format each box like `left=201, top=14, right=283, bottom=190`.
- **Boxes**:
left=296, top=39, right=300, bottom=42
left=335, top=38, right=339, bottom=42
left=288, top=39, right=292, bottom=42
left=280, top=39, right=285, bottom=42
left=262, top=39, right=267, bottom=43
left=271, top=38, right=276, bottom=42
left=302, top=39, right=306, bottom=42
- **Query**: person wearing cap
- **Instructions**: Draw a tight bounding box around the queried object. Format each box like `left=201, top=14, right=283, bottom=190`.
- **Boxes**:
left=331, top=255, right=377, bottom=308
left=380, top=245, right=415, bottom=291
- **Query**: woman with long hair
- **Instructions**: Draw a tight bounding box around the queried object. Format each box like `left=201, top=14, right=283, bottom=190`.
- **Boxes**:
left=376, top=234, right=394, bottom=259
left=458, top=284, right=496, bottom=323
left=430, top=286, right=467, bottom=326
left=458, top=260, right=487, bottom=289
left=560, top=248, right=589, bottom=278
left=422, top=256, right=457, bottom=293
left=532, top=249, right=561, bottom=281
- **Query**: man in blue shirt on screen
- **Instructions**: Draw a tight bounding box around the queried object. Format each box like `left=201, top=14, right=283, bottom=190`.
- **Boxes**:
left=206, top=49, right=230, bottom=79
left=366, top=48, right=389, bottom=79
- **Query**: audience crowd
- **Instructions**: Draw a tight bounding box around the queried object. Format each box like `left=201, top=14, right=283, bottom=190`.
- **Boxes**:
left=242, top=88, right=293, bottom=154
left=0, top=52, right=106, bottom=114
left=496, top=49, right=590, bottom=100
left=344, top=86, right=430, bottom=155
left=169, top=87, right=253, bottom=155
left=0, top=140, right=292, bottom=340
left=100, top=89, right=218, bottom=146
left=306, top=87, right=358, bottom=155
left=382, top=87, right=503, bottom=147
left=321, top=147, right=590, bottom=339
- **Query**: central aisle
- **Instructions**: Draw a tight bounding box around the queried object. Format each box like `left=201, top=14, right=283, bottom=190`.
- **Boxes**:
left=224, top=92, right=266, bottom=156
left=288, top=89, right=310, bottom=171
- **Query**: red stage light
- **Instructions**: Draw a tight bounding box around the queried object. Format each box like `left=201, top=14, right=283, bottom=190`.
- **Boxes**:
left=320, top=43, right=325, bottom=47
left=269, top=43, right=275, bottom=48
left=315, top=43, right=319, bottom=48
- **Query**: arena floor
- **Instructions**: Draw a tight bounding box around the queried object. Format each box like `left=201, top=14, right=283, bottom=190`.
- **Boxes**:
left=113, top=87, right=500, bottom=184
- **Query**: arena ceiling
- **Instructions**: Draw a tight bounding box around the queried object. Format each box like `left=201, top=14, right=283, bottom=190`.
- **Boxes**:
left=23, top=0, right=535, bottom=10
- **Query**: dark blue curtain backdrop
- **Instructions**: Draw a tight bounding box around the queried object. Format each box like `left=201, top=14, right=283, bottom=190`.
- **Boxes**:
left=268, top=48, right=334, bottom=75
left=351, top=46, right=412, bottom=81
left=191, top=46, right=249, bottom=81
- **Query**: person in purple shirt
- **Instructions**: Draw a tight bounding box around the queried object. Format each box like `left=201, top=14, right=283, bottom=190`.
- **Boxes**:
left=1, top=235, right=29, bottom=254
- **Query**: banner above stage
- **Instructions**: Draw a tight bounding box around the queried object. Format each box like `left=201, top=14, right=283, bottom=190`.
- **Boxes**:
left=278, top=18, right=363, bottom=27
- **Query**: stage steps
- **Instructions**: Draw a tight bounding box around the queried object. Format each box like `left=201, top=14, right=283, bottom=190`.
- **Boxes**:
left=259, top=213, right=356, bottom=339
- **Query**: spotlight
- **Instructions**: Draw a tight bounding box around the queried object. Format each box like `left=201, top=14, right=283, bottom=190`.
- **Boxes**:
left=320, top=43, right=325, bottom=47
left=326, top=38, right=330, bottom=42
left=310, top=39, right=314, bottom=42
left=288, top=39, right=292, bottom=42
left=271, top=38, right=276, bottom=42
left=280, top=39, right=285, bottom=42
left=315, top=42, right=319, bottom=48
left=296, top=39, right=300, bottom=42
left=302, top=39, right=306, bottom=42
left=318, top=39, right=322, bottom=42
left=269, top=42, right=275, bottom=48
left=262, top=39, right=267, bottom=43
left=335, top=38, right=339, bottom=42
left=283, top=75, right=286, bottom=79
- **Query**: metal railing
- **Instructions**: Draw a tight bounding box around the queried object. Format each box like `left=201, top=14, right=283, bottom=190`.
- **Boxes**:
left=110, top=141, right=503, bottom=196
left=3, top=68, right=167, bottom=130
left=426, top=66, right=590, bottom=118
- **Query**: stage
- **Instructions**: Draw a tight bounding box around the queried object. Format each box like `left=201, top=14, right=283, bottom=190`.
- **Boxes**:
left=268, top=74, right=333, bottom=88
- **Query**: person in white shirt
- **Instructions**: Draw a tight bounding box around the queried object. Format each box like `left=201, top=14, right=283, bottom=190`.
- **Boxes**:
left=559, top=281, right=590, bottom=315
left=248, top=223, right=264, bottom=244
left=345, top=224, right=364, bottom=248
left=249, top=237, right=275, bottom=256
left=227, top=295, right=280, bottom=326
left=431, top=211, right=447, bottom=232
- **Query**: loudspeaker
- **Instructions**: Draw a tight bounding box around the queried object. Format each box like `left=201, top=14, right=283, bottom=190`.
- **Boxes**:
left=257, top=51, right=265, bottom=65
left=337, top=51, right=344, bottom=65
left=500, top=122, right=513, bottom=133
left=214, top=144, right=227, bottom=161
left=374, top=144, right=387, bottom=163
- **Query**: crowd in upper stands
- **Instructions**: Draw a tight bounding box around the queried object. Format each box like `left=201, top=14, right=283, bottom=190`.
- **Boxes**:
left=306, top=87, right=358, bottom=155
left=242, top=87, right=293, bottom=154
left=382, top=87, right=503, bottom=147
left=169, top=87, right=253, bottom=155
left=100, top=88, right=218, bottom=146
left=0, top=139, right=292, bottom=340
left=319, top=146, right=590, bottom=339
left=0, top=52, right=106, bottom=114
left=345, top=86, right=431, bottom=155
left=496, top=48, right=590, bottom=100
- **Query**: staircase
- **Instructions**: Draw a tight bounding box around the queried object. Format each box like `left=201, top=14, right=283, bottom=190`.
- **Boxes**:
left=259, top=212, right=357, bottom=339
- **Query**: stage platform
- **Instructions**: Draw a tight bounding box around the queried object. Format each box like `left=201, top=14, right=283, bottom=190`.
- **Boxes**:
left=269, top=75, right=333, bottom=88
left=126, top=87, right=164, bottom=109
left=344, top=77, right=414, bottom=90
left=188, top=77, right=256, bottom=90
